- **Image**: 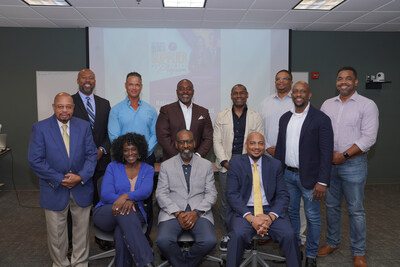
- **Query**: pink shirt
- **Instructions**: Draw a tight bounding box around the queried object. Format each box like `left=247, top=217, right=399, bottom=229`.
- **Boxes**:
left=321, top=91, right=379, bottom=153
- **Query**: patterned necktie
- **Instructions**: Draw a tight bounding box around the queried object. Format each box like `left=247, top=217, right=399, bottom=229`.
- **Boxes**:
left=252, top=163, right=263, bottom=215
left=61, top=124, right=70, bottom=157
left=86, top=96, right=95, bottom=129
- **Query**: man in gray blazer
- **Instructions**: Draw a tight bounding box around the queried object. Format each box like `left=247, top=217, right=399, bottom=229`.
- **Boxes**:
left=156, top=129, right=217, bottom=267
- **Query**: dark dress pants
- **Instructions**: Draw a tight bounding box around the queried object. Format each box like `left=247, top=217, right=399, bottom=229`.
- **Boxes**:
left=227, top=207, right=301, bottom=267
left=93, top=204, right=154, bottom=267
left=156, top=217, right=217, bottom=267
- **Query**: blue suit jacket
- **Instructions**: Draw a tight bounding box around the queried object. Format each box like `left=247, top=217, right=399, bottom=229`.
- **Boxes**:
left=28, top=115, right=97, bottom=211
left=275, top=105, right=334, bottom=189
left=226, top=154, right=289, bottom=221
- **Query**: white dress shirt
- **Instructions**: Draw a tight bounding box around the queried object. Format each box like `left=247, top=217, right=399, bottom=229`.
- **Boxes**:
left=179, top=100, right=192, bottom=130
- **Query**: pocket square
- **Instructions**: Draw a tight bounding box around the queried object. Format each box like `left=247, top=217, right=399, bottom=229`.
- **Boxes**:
left=198, top=115, right=205, bottom=120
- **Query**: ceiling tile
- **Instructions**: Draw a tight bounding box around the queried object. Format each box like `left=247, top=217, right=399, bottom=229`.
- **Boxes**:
left=335, top=0, right=393, bottom=11
left=164, top=8, right=204, bottom=20
left=251, top=0, right=299, bottom=10
left=353, top=12, right=400, bottom=23
left=115, top=0, right=161, bottom=8
left=52, top=19, right=91, bottom=28
left=77, top=7, right=123, bottom=20
left=9, top=18, right=57, bottom=27
left=201, top=20, right=239, bottom=28
left=0, top=0, right=27, bottom=6
left=388, top=16, right=400, bottom=23
left=89, top=19, right=133, bottom=27
left=120, top=7, right=164, bottom=20
left=32, top=6, right=84, bottom=20
left=67, top=0, right=116, bottom=8
left=242, top=10, right=288, bottom=22
left=279, top=10, right=328, bottom=23
left=368, top=23, right=400, bottom=31
left=272, top=22, right=310, bottom=30
left=203, top=9, right=246, bottom=21
left=316, top=11, right=367, bottom=23
left=236, top=21, right=276, bottom=29
left=304, top=22, right=346, bottom=31
left=0, top=6, right=44, bottom=19
left=376, top=1, right=400, bottom=11
left=337, top=23, right=380, bottom=31
left=206, top=0, right=254, bottom=9
left=0, top=17, right=21, bottom=27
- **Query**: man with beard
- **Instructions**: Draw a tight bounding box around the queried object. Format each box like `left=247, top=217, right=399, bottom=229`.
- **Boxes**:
left=318, top=67, right=379, bottom=267
left=28, top=93, right=97, bottom=267
left=156, top=129, right=217, bottom=266
left=156, top=79, right=213, bottom=161
left=72, top=69, right=111, bottom=205
left=213, top=84, right=264, bottom=251
left=226, top=132, right=301, bottom=267
left=275, top=81, right=333, bottom=267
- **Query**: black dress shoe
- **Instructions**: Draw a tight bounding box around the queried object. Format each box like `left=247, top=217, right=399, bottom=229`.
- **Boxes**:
left=305, top=257, right=317, bottom=267
left=95, top=237, right=115, bottom=251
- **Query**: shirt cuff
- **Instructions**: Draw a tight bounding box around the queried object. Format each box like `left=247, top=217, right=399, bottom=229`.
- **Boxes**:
left=98, top=146, right=107, bottom=154
left=220, top=160, right=228, bottom=167
left=243, top=212, right=251, bottom=218
left=317, top=182, right=327, bottom=186
left=195, top=152, right=201, bottom=157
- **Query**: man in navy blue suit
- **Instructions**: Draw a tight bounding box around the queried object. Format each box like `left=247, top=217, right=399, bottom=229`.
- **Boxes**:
left=226, top=131, right=301, bottom=267
left=275, top=81, right=333, bottom=267
left=28, top=92, right=97, bottom=267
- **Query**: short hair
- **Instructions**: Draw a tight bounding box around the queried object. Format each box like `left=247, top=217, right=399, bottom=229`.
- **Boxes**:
left=176, top=129, right=194, bottom=141
left=126, top=72, right=142, bottom=81
left=177, top=79, right=193, bottom=89
left=275, top=69, right=293, bottom=80
left=111, top=133, right=148, bottom=163
left=337, top=66, right=357, bottom=79
left=231, top=84, right=247, bottom=93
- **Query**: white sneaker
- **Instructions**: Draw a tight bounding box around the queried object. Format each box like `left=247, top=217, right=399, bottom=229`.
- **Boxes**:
left=219, top=236, right=229, bottom=251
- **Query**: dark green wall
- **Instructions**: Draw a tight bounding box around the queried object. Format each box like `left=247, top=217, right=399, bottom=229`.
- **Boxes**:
left=291, top=31, right=400, bottom=181
left=0, top=28, right=87, bottom=188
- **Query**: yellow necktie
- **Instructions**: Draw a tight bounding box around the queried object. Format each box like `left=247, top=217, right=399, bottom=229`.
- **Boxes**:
left=252, top=163, right=263, bottom=215
left=62, top=124, right=70, bottom=157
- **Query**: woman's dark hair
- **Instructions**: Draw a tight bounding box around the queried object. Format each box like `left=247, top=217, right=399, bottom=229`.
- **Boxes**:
left=111, top=133, right=148, bottom=163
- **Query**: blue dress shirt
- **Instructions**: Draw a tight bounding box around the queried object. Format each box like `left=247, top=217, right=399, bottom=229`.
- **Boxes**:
left=108, top=97, right=158, bottom=156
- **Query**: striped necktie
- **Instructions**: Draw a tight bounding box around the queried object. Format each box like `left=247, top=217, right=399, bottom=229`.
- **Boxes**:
left=86, top=96, right=95, bottom=129
left=252, top=163, right=263, bottom=215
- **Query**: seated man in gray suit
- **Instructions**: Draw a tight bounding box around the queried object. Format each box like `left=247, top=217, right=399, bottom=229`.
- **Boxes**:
left=156, top=129, right=217, bottom=266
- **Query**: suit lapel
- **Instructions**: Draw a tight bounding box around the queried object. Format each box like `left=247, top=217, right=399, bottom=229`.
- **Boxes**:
left=261, top=155, right=271, bottom=200
left=300, top=105, right=314, bottom=141
left=74, top=93, right=90, bottom=122
left=174, top=101, right=186, bottom=130
left=190, top=104, right=198, bottom=131
left=242, top=156, right=253, bottom=200
left=68, top=118, right=79, bottom=166
left=174, top=155, right=188, bottom=192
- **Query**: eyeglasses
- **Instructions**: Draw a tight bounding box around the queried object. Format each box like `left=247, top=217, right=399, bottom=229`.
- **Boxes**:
left=275, top=77, right=292, bottom=81
left=177, top=139, right=194, bottom=145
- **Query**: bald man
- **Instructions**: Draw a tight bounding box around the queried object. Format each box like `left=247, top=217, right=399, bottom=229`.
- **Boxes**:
left=275, top=82, right=333, bottom=267
left=28, top=93, right=97, bottom=267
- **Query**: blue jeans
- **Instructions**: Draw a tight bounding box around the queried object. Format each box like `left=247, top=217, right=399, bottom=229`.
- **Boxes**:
left=284, top=169, right=321, bottom=258
left=325, top=154, right=367, bottom=256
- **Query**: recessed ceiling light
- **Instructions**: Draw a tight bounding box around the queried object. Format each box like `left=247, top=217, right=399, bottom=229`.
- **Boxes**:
left=293, top=0, right=345, bottom=11
left=163, top=0, right=206, bottom=8
left=22, top=0, right=70, bottom=6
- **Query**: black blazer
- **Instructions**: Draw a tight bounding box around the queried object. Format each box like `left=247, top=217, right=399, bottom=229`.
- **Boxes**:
left=72, top=92, right=111, bottom=171
left=275, top=105, right=334, bottom=189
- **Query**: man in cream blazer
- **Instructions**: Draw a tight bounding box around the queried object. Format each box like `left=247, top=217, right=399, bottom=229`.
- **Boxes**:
left=213, top=84, right=264, bottom=251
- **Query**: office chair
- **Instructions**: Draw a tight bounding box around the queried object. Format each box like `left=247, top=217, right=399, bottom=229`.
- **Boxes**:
left=220, top=235, right=285, bottom=267
left=88, top=176, right=148, bottom=267
left=157, top=230, right=224, bottom=267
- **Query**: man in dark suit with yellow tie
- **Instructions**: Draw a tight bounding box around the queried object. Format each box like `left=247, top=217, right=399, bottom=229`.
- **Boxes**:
left=226, top=132, right=301, bottom=267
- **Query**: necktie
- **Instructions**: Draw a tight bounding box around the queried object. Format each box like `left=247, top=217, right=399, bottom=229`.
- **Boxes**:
left=86, top=96, right=95, bottom=129
left=62, top=124, right=70, bottom=157
left=252, top=163, right=263, bottom=215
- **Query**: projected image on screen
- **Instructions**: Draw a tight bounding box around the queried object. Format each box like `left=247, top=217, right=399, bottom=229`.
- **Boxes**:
left=89, top=28, right=288, bottom=120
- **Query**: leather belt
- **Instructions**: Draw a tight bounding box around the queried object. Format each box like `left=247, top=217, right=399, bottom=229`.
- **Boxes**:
left=286, top=166, right=299, bottom=173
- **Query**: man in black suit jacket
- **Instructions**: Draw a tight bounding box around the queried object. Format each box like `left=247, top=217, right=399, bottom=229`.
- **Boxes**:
left=275, top=81, right=333, bottom=267
left=72, top=69, right=111, bottom=204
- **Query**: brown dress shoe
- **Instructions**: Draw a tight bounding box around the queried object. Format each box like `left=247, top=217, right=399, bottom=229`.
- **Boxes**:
left=318, top=244, right=339, bottom=257
left=353, top=255, right=367, bottom=267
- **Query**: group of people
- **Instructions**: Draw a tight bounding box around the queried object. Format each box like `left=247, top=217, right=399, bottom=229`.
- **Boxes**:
left=28, top=66, right=378, bottom=267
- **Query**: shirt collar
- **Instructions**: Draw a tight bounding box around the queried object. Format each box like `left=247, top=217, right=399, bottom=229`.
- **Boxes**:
left=126, top=97, right=142, bottom=106
left=179, top=100, right=192, bottom=111
left=248, top=155, right=262, bottom=166
left=290, top=101, right=310, bottom=116
left=78, top=91, right=94, bottom=103
left=56, top=119, right=70, bottom=129
left=179, top=155, right=193, bottom=166
left=334, top=90, right=359, bottom=103
left=272, top=91, right=292, bottom=100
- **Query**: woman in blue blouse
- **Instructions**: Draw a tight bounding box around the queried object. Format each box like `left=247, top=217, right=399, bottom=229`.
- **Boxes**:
left=93, top=133, right=154, bottom=267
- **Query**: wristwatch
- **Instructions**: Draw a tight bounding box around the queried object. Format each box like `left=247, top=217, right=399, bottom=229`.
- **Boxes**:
left=343, top=152, right=350, bottom=160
